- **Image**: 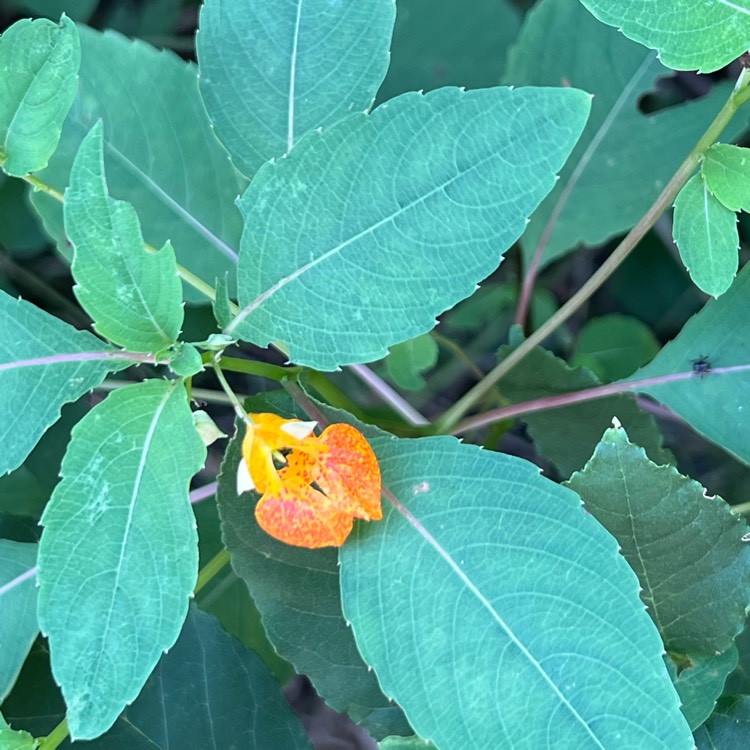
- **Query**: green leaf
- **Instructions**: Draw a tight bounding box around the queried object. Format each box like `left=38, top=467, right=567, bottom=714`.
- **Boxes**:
left=379, top=737, right=431, bottom=750
left=212, top=274, right=233, bottom=329
left=0, top=609, right=310, bottom=750
left=111, top=606, right=311, bottom=750
left=694, top=696, right=750, bottom=749
left=0, top=290, right=125, bottom=475
left=168, top=343, right=204, bottom=378
left=623, top=262, right=750, bottom=466
left=29, top=26, right=244, bottom=302
left=571, top=314, right=660, bottom=382
left=673, top=173, right=738, bottom=298
left=229, top=86, right=590, bottom=369
left=217, top=433, right=411, bottom=741
left=65, top=122, right=183, bottom=351
left=37, top=379, right=206, bottom=740
left=341, top=435, right=693, bottom=748
left=0, top=541, right=38, bottom=702
left=667, top=648, right=739, bottom=731
left=377, top=0, right=520, bottom=101
left=703, top=144, right=750, bottom=213
left=579, top=0, right=750, bottom=73
left=505, top=0, right=748, bottom=267
left=500, top=343, right=671, bottom=477
left=0, top=713, right=37, bottom=750
left=197, top=0, right=395, bottom=177
left=385, top=334, right=438, bottom=391
left=725, top=624, right=750, bottom=695
left=0, top=16, right=80, bottom=177
left=567, top=424, right=750, bottom=653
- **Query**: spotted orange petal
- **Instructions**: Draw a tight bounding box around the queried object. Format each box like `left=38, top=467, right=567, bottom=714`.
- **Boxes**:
left=315, top=424, right=382, bottom=521
left=255, top=483, right=354, bottom=548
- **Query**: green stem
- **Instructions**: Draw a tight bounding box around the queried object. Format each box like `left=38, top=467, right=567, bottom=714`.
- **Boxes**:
left=435, top=68, right=750, bottom=433
left=731, top=501, right=750, bottom=515
left=194, top=548, right=231, bottom=595
left=37, top=719, right=68, bottom=750
left=217, top=355, right=302, bottom=381
left=210, top=354, right=251, bottom=424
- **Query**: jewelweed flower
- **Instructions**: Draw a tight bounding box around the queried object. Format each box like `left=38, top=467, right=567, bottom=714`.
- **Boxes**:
left=237, top=412, right=382, bottom=548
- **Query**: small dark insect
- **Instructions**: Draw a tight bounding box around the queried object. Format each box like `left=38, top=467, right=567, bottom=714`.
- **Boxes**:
left=691, top=355, right=713, bottom=378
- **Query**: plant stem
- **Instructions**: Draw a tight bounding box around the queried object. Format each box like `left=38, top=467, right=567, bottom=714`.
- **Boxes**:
left=194, top=547, right=231, bottom=595
left=37, top=719, right=68, bottom=750
left=435, top=68, right=750, bottom=433
left=217, top=355, right=301, bottom=381
left=349, top=364, right=430, bottom=426
left=210, top=354, right=251, bottom=424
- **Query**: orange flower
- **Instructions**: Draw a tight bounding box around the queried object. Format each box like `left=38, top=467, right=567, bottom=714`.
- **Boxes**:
left=237, top=412, right=382, bottom=548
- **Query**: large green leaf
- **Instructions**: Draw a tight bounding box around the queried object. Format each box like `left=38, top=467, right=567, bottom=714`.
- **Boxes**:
left=673, top=173, right=738, bottom=298
left=30, top=26, right=244, bottom=302
left=0, top=290, right=125, bottom=475
left=0, top=17, right=80, bottom=178
left=702, top=144, right=750, bottom=213
left=0, top=609, right=311, bottom=750
left=377, top=0, right=520, bottom=102
left=694, top=696, right=750, bottom=749
left=567, top=425, right=750, bottom=654
left=341, top=435, right=693, bottom=749
left=37, top=379, right=206, bottom=740
left=65, top=122, right=183, bottom=351
left=217, top=434, right=411, bottom=740
left=129, top=606, right=310, bottom=750
left=500, top=343, right=670, bottom=478
left=197, top=0, right=395, bottom=177
left=228, top=86, right=590, bottom=369
left=579, top=0, right=750, bottom=73
left=0, top=541, right=38, bottom=702
left=623, top=261, right=750, bottom=466
left=504, top=0, right=748, bottom=267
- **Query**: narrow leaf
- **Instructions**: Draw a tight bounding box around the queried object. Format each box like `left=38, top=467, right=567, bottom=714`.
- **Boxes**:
left=0, top=16, right=80, bottom=177
left=230, top=86, right=590, bottom=369
left=505, top=0, right=748, bottom=267
left=342, top=435, right=694, bottom=749
left=37, top=380, right=206, bottom=740
left=217, top=434, right=411, bottom=740
left=0, top=290, right=126, bottom=475
left=624, top=262, right=750, bottom=466
left=579, top=0, right=750, bottom=73
left=0, top=541, right=38, bottom=702
left=65, top=122, right=183, bottom=351
left=197, top=0, right=395, bottom=177
left=673, top=173, right=738, bottom=298
left=702, top=143, right=750, bottom=213
left=29, top=26, right=244, bottom=302
left=567, top=424, right=750, bottom=654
